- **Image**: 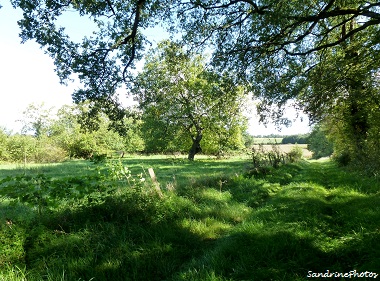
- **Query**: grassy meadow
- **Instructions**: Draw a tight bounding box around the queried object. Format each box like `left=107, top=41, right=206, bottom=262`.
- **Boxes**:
left=253, top=138, right=283, bottom=144
left=0, top=155, right=379, bottom=280
left=252, top=144, right=313, bottom=159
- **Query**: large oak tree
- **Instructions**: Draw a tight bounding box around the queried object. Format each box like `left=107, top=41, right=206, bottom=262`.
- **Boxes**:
left=133, top=40, right=247, bottom=160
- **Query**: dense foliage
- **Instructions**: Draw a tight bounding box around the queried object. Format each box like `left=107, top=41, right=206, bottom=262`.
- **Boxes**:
left=0, top=103, right=144, bottom=163
left=7, top=0, right=380, bottom=106
left=307, top=125, right=334, bottom=159
left=133, top=41, right=247, bottom=160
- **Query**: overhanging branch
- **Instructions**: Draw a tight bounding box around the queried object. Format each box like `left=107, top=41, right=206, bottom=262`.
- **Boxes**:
left=121, top=0, right=146, bottom=81
left=285, top=19, right=380, bottom=56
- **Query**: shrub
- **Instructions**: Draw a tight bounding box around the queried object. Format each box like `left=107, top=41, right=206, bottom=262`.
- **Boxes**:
left=287, top=145, right=303, bottom=163
left=0, top=128, right=9, bottom=161
left=90, top=153, right=108, bottom=164
left=69, top=134, right=97, bottom=159
left=247, top=144, right=303, bottom=177
left=34, top=138, right=68, bottom=163
left=307, top=125, right=333, bottom=159
left=333, top=152, right=351, bottom=166
left=5, top=135, right=67, bottom=164
left=6, top=135, right=37, bottom=163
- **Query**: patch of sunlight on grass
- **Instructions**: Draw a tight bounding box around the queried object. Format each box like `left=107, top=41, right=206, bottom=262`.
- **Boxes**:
left=0, top=160, right=94, bottom=179
left=279, top=182, right=329, bottom=198
left=0, top=265, right=28, bottom=281
left=233, top=220, right=266, bottom=234
left=327, top=187, right=368, bottom=201
left=96, top=259, right=122, bottom=272
left=177, top=270, right=234, bottom=281
left=195, top=189, right=252, bottom=224
left=180, top=217, right=232, bottom=240
left=0, top=199, right=36, bottom=222
left=199, top=189, right=233, bottom=202
left=315, top=224, right=377, bottom=257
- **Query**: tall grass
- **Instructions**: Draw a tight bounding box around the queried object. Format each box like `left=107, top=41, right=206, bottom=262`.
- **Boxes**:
left=0, top=156, right=379, bottom=280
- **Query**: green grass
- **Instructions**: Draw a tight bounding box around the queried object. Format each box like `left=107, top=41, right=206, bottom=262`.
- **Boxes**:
left=0, top=154, right=249, bottom=181
left=0, top=160, right=96, bottom=179
left=0, top=156, right=379, bottom=280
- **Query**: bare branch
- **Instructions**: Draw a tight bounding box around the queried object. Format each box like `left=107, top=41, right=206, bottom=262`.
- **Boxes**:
left=189, top=0, right=269, bottom=14
left=105, top=0, right=117, bottom=17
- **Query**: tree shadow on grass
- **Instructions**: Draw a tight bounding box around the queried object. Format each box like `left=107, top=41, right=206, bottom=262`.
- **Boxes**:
left=169, top=162, right=380, bottom=280
left=0, top=200, right=36, bottom=270
left=171, top=193, right=380, bottom=280
left=175, top=229, right=329, bottom=280
left=5, top=159, right=379, bottom=280
left=289, top=161, right=380, bottom=193
left=251, top=190, right=380, bottom=275
left=21, top=193, right=221, bottom=281
left=8, top=190, right=380, bottom=281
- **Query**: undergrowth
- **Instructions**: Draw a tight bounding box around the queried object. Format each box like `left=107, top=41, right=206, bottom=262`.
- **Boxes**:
left=0, top=157, right=379, bottom=280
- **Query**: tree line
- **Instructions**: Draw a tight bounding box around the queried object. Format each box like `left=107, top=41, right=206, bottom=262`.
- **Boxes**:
left=0, top=101, right=246, bottom=163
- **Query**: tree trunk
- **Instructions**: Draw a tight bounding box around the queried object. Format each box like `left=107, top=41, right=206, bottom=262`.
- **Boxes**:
left=348, top=100, right=368, bottom=152
left=188, top=132, right=202, bottom=161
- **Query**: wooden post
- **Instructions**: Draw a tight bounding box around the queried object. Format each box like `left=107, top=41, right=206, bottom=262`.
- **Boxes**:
left=148, top=168, right=163, bottom=198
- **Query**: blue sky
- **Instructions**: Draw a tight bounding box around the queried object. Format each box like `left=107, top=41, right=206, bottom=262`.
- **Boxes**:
left=0, top=1, right=74, bottom=132
left=0, top=1, right=310, bottom=135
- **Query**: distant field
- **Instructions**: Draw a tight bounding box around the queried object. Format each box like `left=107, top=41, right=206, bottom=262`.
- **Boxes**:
left=253, top=137, right=283, bottom=144
left=252, top=143, right=313, bottom=158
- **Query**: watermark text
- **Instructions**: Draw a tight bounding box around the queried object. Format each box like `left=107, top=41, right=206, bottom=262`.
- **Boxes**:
left=307, top=270, right=378, bottom=279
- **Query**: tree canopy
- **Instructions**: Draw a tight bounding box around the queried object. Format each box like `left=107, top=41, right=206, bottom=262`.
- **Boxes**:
left=8, top=0, right=380, bottom=116
left=133, top=40, right=247, bottom=160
